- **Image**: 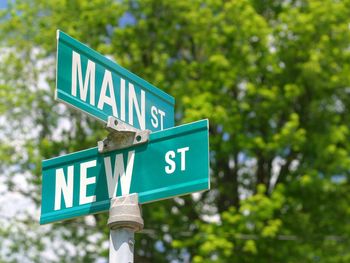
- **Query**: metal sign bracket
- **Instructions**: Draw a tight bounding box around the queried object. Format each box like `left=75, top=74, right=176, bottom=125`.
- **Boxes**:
left=98, top=116, right=150, bottom=153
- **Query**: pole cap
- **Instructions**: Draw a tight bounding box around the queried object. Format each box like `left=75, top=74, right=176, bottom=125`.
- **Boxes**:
left=107, top=193, right=144, bottom=232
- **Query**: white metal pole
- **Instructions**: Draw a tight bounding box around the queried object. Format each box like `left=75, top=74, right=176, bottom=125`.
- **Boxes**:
left=109, top=228, right=135, bottom=263
left=107, top=194, right=143, bottom=263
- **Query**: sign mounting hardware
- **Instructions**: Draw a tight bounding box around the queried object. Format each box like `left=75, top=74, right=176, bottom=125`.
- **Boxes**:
left=98, top=116, right=150, bottom=153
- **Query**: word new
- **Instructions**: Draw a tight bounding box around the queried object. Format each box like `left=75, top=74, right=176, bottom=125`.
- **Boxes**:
left=54, top=147, right=190, bottom=211
left=54, top=151, right=135, bottom=210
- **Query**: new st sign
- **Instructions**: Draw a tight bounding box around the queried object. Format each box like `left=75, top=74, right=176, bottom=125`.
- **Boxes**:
left=40, top=120, right=209, bottom=224
left=56, top=30, right=174, bottom=131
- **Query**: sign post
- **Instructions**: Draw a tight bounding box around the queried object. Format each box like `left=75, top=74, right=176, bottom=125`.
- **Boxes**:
left=41, top=31, right=210, bottom=262
left=108, top=194, right=143, bottom=263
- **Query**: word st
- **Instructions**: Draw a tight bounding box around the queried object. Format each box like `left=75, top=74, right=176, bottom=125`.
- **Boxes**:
left=165, top=147, right=190, bottom=174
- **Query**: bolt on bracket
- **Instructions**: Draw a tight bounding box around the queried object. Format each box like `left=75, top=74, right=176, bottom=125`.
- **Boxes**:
left=98, top=116, right=150, bottom=153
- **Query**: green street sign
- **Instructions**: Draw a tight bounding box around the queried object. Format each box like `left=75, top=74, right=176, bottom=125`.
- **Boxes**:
left=56, top=30, right=174, bottom=131
left=40, top=119, right=209, bottom=224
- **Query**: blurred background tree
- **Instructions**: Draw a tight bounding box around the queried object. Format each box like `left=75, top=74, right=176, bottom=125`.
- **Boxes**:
left=0, top=0, right=349, bottom=262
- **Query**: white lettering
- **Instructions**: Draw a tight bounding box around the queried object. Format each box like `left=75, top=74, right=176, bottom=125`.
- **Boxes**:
left=177, top=147, right=190, bottom=171
left=151, top=106, right=166, bottom=130
left=104, top=151, right=135, bottom=198
left=97, top=70, right=118, bottom=117
left=79, top=160, right=97, bottom=205
left=158, top=109, right=165, bottom=130
left=128, top=83, right=145, bottom=130
left=120, top=78, right=126, bottom=121
left=71, top=51, right=95, bottom=105
left=165, top=147, right=190, bottom=174
left=54, top=166, right=74, bottom=210
left=151, top=106, right=158, bottom=128
left=165, top=150, right=176, bottom=174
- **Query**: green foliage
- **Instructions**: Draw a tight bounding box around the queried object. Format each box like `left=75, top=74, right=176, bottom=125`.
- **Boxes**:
left=0, top=0, right=350, bottom=262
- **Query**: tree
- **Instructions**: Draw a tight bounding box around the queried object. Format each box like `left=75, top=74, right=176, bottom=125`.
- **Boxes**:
left=0, top=0, right=349, bottom=262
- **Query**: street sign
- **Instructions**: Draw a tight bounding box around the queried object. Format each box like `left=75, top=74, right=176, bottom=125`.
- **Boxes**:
left=56, top=30, right=175, bottom=131
left=40, top=119, right=209, bottom=224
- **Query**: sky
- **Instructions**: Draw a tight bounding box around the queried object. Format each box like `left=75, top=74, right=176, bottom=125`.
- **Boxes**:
left=0, top=0, right=6, bottom=9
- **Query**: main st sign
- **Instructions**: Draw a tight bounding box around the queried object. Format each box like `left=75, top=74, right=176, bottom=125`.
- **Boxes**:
left=56, top=30, right=174, bottom=131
